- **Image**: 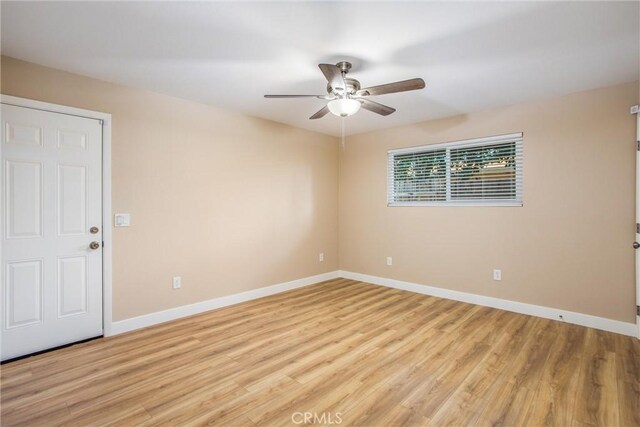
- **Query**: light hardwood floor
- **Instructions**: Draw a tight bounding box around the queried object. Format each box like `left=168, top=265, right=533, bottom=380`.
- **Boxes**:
left=1, top=278, right=639, bottom=426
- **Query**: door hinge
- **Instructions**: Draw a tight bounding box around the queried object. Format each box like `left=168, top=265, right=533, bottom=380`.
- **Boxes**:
left=637, top=140, right=640, bottom=151
left=636, top=223, right=639, bottom=234
left=637, top=305, right=640, bottom=316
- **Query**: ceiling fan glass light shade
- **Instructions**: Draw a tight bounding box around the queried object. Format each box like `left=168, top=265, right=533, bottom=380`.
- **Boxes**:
left=327, top=98, right=361, bottom=117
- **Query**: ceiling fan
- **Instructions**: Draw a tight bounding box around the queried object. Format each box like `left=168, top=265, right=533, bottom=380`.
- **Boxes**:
left=264, top=61, right=426, bottom=119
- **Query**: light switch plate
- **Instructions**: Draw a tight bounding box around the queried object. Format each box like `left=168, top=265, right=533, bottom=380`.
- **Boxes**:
left=114, top=213, right=131, bottom=227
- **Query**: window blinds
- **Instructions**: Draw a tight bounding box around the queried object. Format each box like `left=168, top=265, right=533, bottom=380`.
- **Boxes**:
left=387, top=133, right=523, bottom=206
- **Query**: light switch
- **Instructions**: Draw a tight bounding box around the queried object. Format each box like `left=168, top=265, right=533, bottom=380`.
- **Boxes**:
left=114, top=213, right=131, bottom=227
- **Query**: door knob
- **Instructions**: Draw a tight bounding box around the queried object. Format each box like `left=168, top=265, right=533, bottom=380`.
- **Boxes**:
left=90, top=226, right=99, bottom=234
left=634, top=242, right=640, bottom=249
left=89, top=241, right=100, bottom=250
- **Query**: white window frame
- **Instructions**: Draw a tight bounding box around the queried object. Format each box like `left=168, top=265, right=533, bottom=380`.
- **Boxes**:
left=387, top=133, right=523, bottom=207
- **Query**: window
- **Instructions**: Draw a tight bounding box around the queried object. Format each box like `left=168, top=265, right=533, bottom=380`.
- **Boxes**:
left=387, top=133, right=523, bottom=206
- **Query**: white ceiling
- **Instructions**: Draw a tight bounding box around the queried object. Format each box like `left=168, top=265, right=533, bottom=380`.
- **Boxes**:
left=2, top=1, right=638, bottom=136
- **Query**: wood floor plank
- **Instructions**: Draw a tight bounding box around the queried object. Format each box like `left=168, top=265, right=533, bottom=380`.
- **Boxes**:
left=1, top=279, right=636, bottom=427
left=615, top=334, right=640, bottom=427
left=573, top=329, right=621, bottom=427
left=522, top=324, right=586, bottom=427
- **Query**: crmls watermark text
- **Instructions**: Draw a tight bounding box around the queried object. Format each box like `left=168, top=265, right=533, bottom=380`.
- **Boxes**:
left=291, top=411, right=343, bottom=424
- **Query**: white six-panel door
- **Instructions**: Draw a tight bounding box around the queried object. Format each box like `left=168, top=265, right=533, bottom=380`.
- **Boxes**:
left=1, top=104, right=103, bottom=361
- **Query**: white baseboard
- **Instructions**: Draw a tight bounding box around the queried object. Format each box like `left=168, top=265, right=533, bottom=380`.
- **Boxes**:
left=109, top=269, right=637, bottom=338
left=108, top=271, right=340, bottom=336
left=338, top=271, right=638, bottom=337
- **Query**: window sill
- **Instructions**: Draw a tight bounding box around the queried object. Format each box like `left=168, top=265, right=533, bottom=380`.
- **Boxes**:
left=387, top=201, right=523, bottom=207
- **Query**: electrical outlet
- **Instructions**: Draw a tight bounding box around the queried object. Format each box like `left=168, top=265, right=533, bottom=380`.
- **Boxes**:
left=631, top=105, right=639, bottom=114
left=386, top=257, right=393, bottom=266
left=172, top=276, right=181, bottom=289
left=319, top=253, right=324, bottom=262
left=493, top=269, right=502, bottom=281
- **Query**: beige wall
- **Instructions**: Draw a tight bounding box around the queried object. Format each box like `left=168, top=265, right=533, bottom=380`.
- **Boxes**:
left=1, top=56, right=339, bottom=321
left=2, top=56, right=637, bottom=325
left=339, top=80, right=639, bottom=323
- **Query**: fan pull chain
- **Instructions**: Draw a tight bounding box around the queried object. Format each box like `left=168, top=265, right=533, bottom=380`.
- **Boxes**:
left=341, top=117, right=346, bottom=150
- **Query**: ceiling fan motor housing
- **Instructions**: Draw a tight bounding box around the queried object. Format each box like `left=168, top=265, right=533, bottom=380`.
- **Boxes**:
left=325, top=61, right=360, bottom=96
left=327, top=78, right=361, bottom=96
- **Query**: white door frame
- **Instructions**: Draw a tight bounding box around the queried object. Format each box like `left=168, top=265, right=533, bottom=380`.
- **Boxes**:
left=0, top=94, right=113, bottom=337
left=635, top=105, right=640, bottom=339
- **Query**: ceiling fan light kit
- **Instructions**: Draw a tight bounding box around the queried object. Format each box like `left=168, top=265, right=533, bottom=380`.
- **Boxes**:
left=264, top=61, right=425, bottom=120
left=328, top=98, right=361, bottom=117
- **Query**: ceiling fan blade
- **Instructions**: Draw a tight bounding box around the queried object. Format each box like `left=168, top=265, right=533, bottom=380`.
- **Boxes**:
left=358, top=78, right=426, bottom=97
left=264, top=94, right=326, bottom=98
left=360, top=99, right=396, bottom=116
left=309, top=105, right=330, bottom=120
left=318, top=64, right=345, bottom=91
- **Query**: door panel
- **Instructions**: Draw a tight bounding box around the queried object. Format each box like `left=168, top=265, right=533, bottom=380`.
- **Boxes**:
left=5, top=160, right=43, bottom=239
left=1, top=103, right=103, bottom=361
left=5, top=121, right=43, bottom=146
left=57, top=129, right=87, bottom=150
left=5, top=259, right=43, bottom=328
left=58, top=164, right=87, bottom=235
left=57, top=255, right=88, bottom=317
